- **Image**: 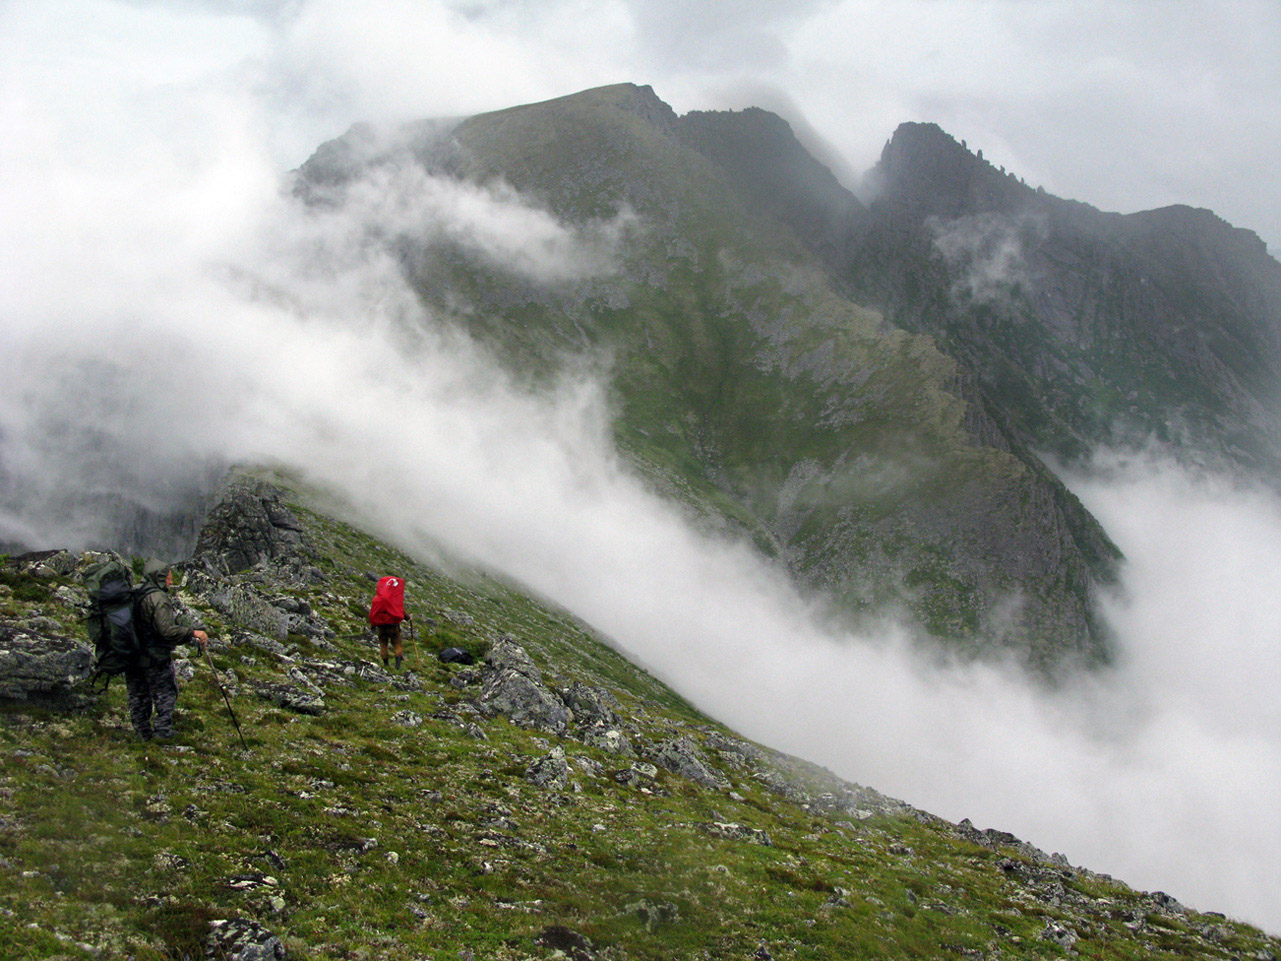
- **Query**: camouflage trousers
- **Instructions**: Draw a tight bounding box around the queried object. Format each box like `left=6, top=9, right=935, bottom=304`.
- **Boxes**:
left=124, top=658, right=180, bottom=740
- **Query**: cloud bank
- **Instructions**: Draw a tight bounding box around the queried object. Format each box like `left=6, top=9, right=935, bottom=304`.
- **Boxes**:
left=4, top=0, right=1281, bottom=934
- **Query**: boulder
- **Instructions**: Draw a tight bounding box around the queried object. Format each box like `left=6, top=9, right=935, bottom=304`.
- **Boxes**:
left=477, top=667, right=569, bottom=735
left=525, top=747, right=570, bottom=790
left=193, top=477, right=307, bottom=575
left=251, top=681, right=325, bottom=716
left=700, top=821, right=772, bottom=846
left=486, top=635, right=542, bottom=678
left=563, top=681, right=622, bottom=726
left=0, top=628, right=94, bottom=700
left=476, top=638, right=569, bottom=735
left=650, top=737, right=727, bottom=789
left=206, top=918, right=285, bottom=961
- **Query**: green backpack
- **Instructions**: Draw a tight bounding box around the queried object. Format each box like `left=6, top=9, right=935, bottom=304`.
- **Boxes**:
left=82, top=560, right=145, bottom=685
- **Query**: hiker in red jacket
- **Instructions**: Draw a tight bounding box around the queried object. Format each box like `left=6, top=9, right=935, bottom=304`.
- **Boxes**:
left=369, top=575, right=411, bottom=670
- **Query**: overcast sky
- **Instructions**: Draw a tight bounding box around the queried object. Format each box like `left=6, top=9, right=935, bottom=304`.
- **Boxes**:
left=3, top=0, right=1279, bottom=250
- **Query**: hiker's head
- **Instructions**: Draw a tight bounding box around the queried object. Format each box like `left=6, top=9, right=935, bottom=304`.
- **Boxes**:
left=142, top=559, right=172, bottom=589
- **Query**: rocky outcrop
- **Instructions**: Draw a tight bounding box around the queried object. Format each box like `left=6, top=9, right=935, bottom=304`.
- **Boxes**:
left=476, top=637, right=569, bottom=735
left=192, top=476, right=309, bottom=575
left=0, top=627, right=94, bottom=700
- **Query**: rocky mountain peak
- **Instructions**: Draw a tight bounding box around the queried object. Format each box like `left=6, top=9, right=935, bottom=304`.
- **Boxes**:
left=675, top=105, right=865, bottom=247
left=872, top=120, right=1038, bottom=218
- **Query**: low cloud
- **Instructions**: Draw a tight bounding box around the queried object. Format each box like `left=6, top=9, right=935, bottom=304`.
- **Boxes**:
left=929, top=212, right=1047, bottom=304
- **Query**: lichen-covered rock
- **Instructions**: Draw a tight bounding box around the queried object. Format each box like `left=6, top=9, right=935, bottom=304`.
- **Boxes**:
left=206, top=917, right=285, bottom=960
left=562, top=681, right=621, bottom=726
left=390, top=710, right=423, bottom=728
left=478, top=667, right=569, bottom=735
left=232, top=630, right=292, bottom=659
left=486, top=635, right=542, bottom=678
left=701, top=821, right=772, bottom=846
left=193, top=477, right=307, bottom=575
left=526, top=746, right=569, bottom=790
left=251, top=681, right=325, bottom=716
left=476, top=638, right=569, bottom=735
left=581, top=723, right=635, bottom=757
left=650, top=736, right=727, bottom=789
left=0, top=628, right=94, bottom=700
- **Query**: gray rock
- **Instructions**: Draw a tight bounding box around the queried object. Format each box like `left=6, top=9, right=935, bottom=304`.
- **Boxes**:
left=193, top=477, right=307, bottom=575
left=525, top=747, right=569, bottom=790
left=650, top=737, right=727, bottom=789
left=700, top=821, right=772, bottom=846
left=1039, top=922, right=1078, bottom=949
left=581, top=724, right=635, bottom=757
left=562, top=682, right=621, bottom=726
left=174, top=659, right=196, bottom=684
left=251, top=682, right=325, bottom=716
left=218, top=587, right=291, bottom=641
left=232, top=631, right=291, bottom=659
left=391, top=710, right=423, bottom=728
left=621, top=899, right=680, bottom=932
left=0, top=628, right=94, bottom=700
left=206, top=918, right=285, bottom=960
left=485, top=636, right=541, bottom=679
left=477, top=667, right=569, bottom=735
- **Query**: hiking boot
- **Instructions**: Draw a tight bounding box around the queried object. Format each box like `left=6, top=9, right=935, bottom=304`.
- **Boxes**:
left=382, top=657, right=389, bottom=668
left=395, top=656, right=403, bottom=670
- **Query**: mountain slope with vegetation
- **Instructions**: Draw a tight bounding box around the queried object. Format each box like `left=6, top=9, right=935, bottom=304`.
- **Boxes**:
left=684, top=112, right=1281, bottom=473
left=295, top=83, right=1122, bottom=669
left=2, top=470, right=1277, bottom=960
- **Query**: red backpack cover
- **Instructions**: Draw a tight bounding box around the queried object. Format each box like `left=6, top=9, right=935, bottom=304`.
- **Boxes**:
left=369, top=576, right=406, bottom=626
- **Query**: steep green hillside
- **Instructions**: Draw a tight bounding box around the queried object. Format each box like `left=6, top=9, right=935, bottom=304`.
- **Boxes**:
left=295, top=84, right=1120, bottom=668
left=1, top=472, right=1275, bottom=960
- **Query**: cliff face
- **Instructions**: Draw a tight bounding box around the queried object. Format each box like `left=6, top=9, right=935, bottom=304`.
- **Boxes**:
left=291, top=84, right=1122, bottom=669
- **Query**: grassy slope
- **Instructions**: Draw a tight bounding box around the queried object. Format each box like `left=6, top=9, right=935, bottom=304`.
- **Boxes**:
left=1, top=478, right=1277, bottom=960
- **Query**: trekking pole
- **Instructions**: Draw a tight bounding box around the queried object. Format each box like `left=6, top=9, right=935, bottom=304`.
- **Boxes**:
left=411, top=616, right=421, bottom=670
left=203, top=644, right=249, bottom=750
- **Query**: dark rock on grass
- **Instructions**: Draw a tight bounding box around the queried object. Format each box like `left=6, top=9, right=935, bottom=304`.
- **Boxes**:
left=580, top=722, right=635, bottom=756
left=622, top=899, right=680, bottom=932
left=390, top=710, right=423, bottom=728
left=206, top=917, right=285, bottom=960
left=536, top=925, right=597, bottom=961
left=477, top=639, right=569, bottom=735
left=250, top=681, right=325, bottom=716
left=562, top=681, right=621, bottom=725
left=0, top=628, right=94, bottom=701
left=485, top=635, right=541, bottom=678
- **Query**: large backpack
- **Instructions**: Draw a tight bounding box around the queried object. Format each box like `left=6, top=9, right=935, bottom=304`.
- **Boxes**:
left=369, top=575, right=406, bottom=626
left=82, top=560, right=147, bottom=685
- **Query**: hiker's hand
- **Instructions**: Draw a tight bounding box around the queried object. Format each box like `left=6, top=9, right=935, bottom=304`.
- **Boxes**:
left=193, top=630, right=209, bottom=651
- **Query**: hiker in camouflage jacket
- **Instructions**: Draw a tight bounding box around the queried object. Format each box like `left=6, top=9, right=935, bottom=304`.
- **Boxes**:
left=125, top=560, right=208, bottom=741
